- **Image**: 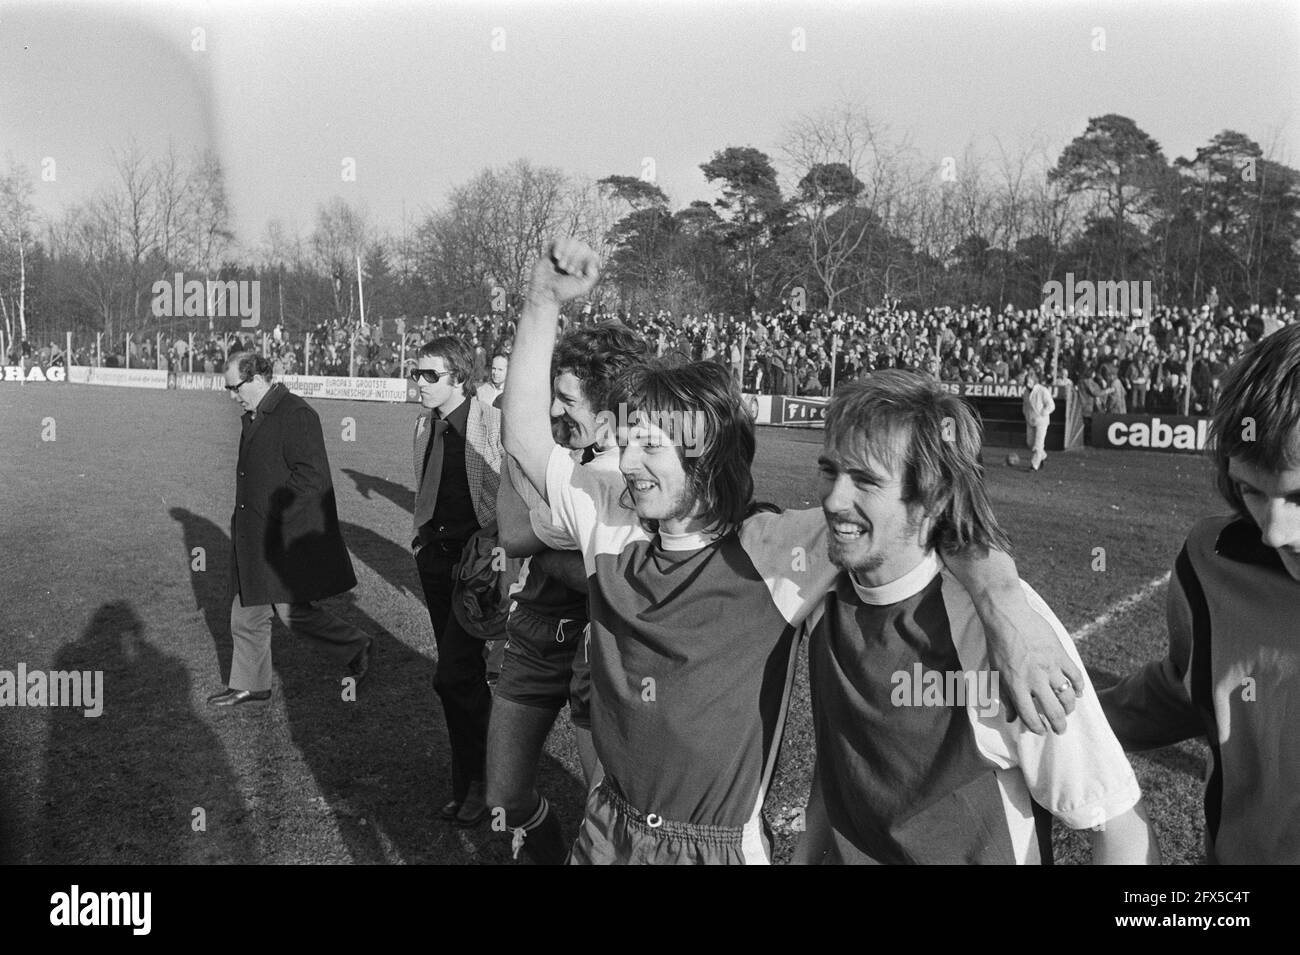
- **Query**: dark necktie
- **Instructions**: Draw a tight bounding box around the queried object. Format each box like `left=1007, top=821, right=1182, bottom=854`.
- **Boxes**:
left=414, top=417, right=449, bottom=533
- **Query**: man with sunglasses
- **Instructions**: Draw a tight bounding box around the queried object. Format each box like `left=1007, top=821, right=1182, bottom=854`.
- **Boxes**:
left=210, top=353, right=375, bottom=707
left=410, top=338, right=504, bottom=826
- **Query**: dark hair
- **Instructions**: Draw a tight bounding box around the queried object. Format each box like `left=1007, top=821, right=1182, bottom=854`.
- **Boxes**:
left=824, top=370, right=1012, bottom=555
left=235, top=352, right=274, bottom=382
left=553, top=320, right=650, bottom=413
left=1209, top=323, right=1300, bottom=516
left=419, top=337, right=474, bottom=395
left=608, top=358, right=756, bottom=535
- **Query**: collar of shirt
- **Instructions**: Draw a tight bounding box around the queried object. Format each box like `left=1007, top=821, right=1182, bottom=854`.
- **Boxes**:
left=658, top=527, right=724, bottom=552
left=1216, top=517, right=1287, bottom=571
left=434, top=397, right=471, bottom=436
left=251, top=382, right=287, bottom=417
left=847, top=550, right=942, bottom=605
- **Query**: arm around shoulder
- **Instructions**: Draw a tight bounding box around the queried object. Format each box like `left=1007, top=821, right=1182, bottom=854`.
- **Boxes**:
left=943, top=546, right=1083, bottom=735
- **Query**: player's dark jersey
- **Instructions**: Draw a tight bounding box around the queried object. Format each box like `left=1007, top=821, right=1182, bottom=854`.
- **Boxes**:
left=810, top=552, right=1140, bottom=864
left=1101, top=515, right=1300, bottom=864
left=544, top=446, right=836, bottom=860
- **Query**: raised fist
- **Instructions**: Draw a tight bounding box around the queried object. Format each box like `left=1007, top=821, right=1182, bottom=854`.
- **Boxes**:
left=527, top=237, right=600, bottom=308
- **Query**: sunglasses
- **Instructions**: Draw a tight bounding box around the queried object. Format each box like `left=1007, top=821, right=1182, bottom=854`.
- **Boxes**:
left=409, top=368, right=451, bottom=384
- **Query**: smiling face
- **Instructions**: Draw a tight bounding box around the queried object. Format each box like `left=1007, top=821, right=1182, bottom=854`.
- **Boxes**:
left=550, top=371, right=604, bottom=450
left=1229, top=457, right=1300, bottom=582
left=619, top=415, right=700, bottom=531
left=818, top=436, right=933, bottom=586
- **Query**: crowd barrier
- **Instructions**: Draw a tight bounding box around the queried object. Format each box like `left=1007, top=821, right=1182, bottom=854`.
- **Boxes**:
left=1091, top=414, right=1210, bottom=454
left=9, top=366, right=414, bottom=403
left=758, top=383, right=1086, bottom=452
left=167, top=370, right=410, bottom=402
left=947, top=382, right=1084, bottom=452
left=68, top=366, right=169, bottom=388
left=3, top=364, right=68, bottom=382
left=18, top=368, right=1200, bottom=456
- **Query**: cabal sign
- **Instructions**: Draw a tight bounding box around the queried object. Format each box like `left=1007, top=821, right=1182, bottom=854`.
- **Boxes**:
left=1093, top=414, right=1210, bottom=453
left=3, top=364, right=66, bottom=382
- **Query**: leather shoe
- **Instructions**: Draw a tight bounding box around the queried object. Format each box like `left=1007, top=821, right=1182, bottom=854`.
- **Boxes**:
left=349, top=638, right=375, bottom=684
left=211, top=689, right=271, bottom=707
left=438, top=798, right=462, bottom=821
left=455, top=782, right=489, bottom=827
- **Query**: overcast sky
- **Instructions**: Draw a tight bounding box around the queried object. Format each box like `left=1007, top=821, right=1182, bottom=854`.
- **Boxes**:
left=3, top=0, right=1297, bottom=246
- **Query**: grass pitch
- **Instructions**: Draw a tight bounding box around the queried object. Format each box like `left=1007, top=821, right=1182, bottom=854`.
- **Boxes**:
left=0, top=383, right=1222, bottom=864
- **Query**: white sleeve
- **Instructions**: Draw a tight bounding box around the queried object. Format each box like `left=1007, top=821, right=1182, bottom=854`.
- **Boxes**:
left=529, top=502, right=579, bottom=550
left=505, top=452, right=546, bottom=508
left=739, top=508, right=839, bottom=629
left=506, top=452, right=579, bottom=550
left=544, top=444, right=623, bottom=559
left=949, top=575, right=1142, bottom=830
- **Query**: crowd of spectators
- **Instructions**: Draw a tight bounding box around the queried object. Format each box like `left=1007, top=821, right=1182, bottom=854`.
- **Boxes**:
left=10, top=300, right=1293, bottom=417
left=611, top=301, right=1294, bottom=417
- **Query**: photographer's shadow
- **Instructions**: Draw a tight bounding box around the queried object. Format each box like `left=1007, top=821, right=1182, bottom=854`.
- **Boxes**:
left=170, top=503, right=516, bottom=862
left=38, top=600, right=254, bottom=863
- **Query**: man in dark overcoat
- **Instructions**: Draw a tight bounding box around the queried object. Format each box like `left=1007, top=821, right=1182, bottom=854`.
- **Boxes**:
left=208, top=354, right=374, bottom=706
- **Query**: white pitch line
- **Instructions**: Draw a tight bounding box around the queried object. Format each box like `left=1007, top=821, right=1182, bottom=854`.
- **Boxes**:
left=1071, top=571, right=1172, bottom=643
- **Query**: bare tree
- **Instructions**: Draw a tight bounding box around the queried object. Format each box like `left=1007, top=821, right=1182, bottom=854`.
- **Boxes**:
left=311, top=197, right=372, bottom=320
left=563, top=175, right=620, bottom=263
left=52, top=193, right=131, bottom=344
left=0, top=157, right=37, bottom=343
left=783, top=105, right=925, bottom=310
left=418, top=159, right=579, bottom=312
left=185, top=150, right=234, bottom=322
left=1025, top=167, right=1076, bottom=289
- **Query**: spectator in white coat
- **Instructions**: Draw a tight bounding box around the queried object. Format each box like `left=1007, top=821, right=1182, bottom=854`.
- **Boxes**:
left=1022, top=369, right=1056, bottom=471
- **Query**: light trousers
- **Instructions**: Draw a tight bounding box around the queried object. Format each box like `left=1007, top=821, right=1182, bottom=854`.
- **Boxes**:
left=227, top=594, right=368, bottom=692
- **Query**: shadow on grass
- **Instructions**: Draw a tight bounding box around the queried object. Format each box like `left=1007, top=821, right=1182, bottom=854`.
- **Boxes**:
left=340, top=520, right=423, bottom=601
left=0, top=735, right=19, bottom=863
left=341, top=468, right=413, bottom=515
left=335, top=519, right=590, bottom=862
left=171, top=507, right=233, bottom=685
left=38, top=600, right=255, bottom=863
left=166, top=505, right=579, bottom=863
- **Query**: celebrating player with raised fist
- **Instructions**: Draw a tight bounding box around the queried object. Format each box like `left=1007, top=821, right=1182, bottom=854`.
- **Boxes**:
left=526, top=237, right=601, bottom=310
left=503, top=239, right=1083, bottom=865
